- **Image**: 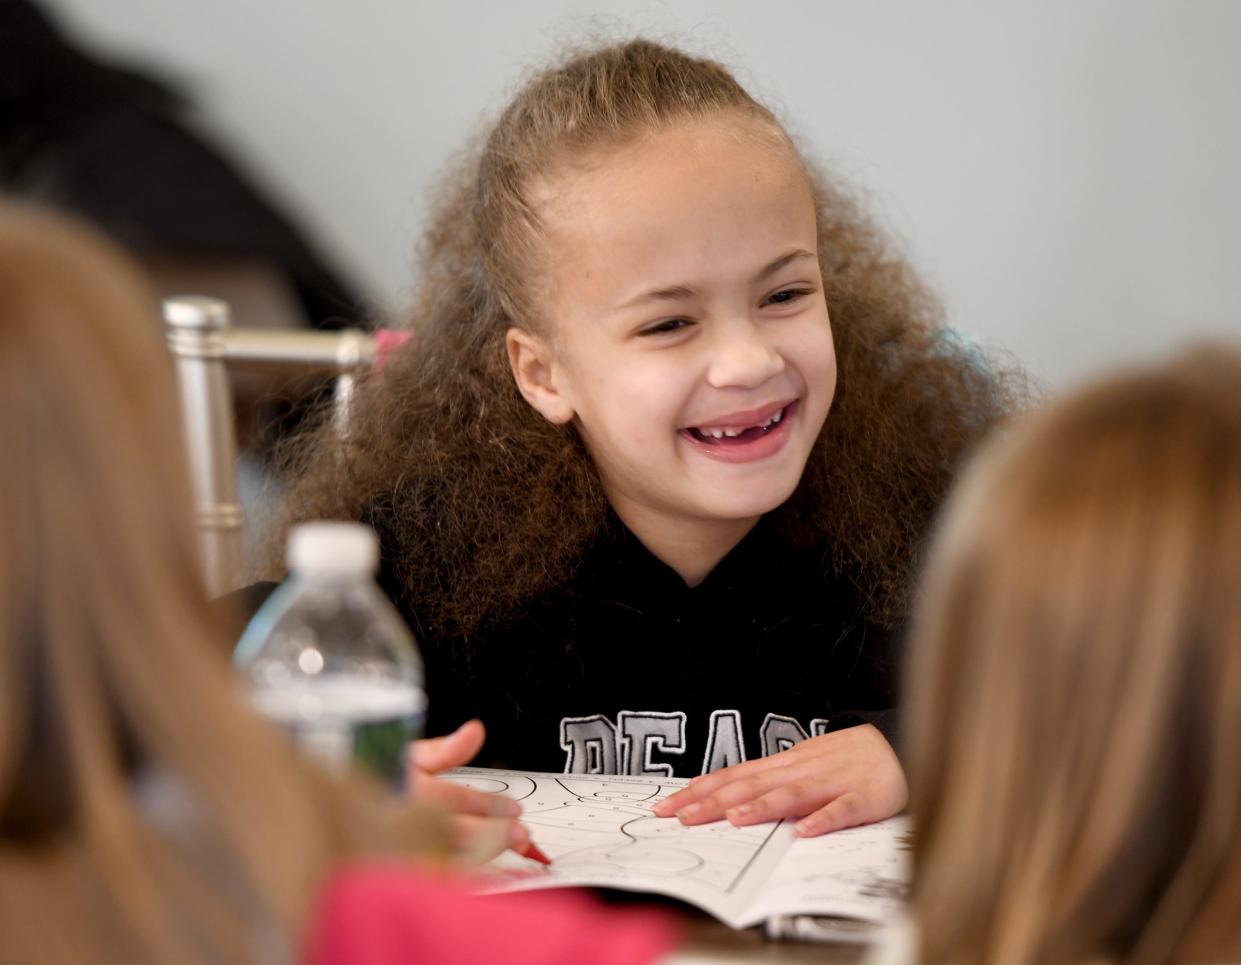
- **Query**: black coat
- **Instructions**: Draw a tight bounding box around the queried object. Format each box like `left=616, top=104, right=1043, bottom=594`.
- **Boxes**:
left=233, top=514, right=899, bottom=778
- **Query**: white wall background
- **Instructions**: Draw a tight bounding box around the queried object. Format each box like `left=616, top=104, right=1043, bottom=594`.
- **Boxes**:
left=44, top=0, right=1241, bottom=388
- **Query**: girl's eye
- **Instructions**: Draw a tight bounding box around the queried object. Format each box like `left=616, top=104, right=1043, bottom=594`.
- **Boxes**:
left=764, top=288, right=813, bottom=307
left=639, top=318, right=691, bottom=337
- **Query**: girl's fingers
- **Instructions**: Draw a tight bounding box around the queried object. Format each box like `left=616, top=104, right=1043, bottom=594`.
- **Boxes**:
left=410, top=719, right=487, bottom=773
left=654, top=730, right=904, bottom=834
left=414, top=774, right=522, bottom=817
left=654, top=755, right=792, bottom=816
left=724, top=779, right=837, bottom=826
left=652, top=791, right=687, bottom=816
left=452, top=814, right=530, bottom=865
left=673, top=764, right=825, bottom=825
left=793, top=792, right=866, bottom=837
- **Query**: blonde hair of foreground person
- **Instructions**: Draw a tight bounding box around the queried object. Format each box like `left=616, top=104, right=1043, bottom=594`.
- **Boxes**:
left=0, top=204, right=447, bottom=964
left=905, top=346, right=1241, bottom=964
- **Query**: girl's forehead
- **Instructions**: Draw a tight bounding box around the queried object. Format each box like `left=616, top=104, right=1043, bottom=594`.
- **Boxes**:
left=530, top=113, right=803, bottom=219
left=527, top=119, right=818, bottom=323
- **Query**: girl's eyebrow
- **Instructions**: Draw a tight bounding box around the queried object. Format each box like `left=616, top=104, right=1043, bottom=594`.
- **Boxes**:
left=612, top=249, right=817, bottom=312
left=756, top=248, right=817, bottom=281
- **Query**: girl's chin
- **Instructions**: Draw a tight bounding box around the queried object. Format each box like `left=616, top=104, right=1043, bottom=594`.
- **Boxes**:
left=693, top=478, right=804, bottom=521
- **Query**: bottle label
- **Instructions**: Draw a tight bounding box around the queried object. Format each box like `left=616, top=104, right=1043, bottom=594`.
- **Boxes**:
left=250, top=676, right=426, bottom=791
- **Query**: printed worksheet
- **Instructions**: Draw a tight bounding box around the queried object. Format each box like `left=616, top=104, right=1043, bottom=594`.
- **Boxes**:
left=444, top=767, right=909, bottom=929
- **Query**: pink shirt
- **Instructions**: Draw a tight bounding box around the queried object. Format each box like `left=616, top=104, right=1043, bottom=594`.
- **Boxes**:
left=305, top=863, right=679, bottom=965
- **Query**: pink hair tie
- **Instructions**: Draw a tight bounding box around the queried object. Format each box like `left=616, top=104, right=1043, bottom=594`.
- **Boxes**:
left=374, top=327, right=412, bottom=372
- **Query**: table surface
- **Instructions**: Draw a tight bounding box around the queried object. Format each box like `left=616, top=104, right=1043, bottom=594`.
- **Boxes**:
left=673, top=914, right=866, bottom=963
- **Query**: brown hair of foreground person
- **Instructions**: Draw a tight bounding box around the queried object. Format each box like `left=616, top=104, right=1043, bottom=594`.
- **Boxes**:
left=0, top=204, right=446, bottom=964
left=905, top=346, right=1241, bottom=964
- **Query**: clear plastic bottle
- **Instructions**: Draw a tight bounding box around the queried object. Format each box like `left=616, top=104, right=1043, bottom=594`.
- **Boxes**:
left=234, top=521, right=425, bottom=790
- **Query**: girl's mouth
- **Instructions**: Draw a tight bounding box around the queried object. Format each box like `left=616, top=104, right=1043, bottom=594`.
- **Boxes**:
left=679, top=400, right=799, bottom=463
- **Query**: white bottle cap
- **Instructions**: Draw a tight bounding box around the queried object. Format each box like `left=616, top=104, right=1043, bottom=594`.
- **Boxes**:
left=287, top=521, right=379, bottom=576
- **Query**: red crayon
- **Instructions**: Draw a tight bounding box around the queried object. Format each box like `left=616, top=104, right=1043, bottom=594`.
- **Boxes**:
left=517, top=841, right=553, bottom=866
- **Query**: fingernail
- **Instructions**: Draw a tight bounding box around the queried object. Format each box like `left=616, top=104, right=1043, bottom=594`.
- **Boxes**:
left=509, top=824, right=530, bottom=848
left=677, top=803, right=700, bottom=821
left=726, top=804, right=751, bottom=822
left=794, top=819, right=812, bottom=835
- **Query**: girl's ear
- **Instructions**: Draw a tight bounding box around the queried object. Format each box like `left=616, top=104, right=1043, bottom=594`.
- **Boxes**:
left=505, top=327, right=575, bottom=424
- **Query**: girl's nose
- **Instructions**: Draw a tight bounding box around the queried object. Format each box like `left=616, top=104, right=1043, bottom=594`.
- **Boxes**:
left=706, top=322, right=785, bottom=389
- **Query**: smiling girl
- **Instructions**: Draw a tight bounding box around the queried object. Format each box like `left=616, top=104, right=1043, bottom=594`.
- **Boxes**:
left=265, top=39, right=1019, bottom=837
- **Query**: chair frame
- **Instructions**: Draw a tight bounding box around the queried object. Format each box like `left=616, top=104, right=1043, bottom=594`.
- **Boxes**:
left=163, top=296, right=376, bottom=596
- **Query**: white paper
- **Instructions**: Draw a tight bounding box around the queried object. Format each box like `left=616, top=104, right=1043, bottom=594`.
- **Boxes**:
left=444, top=767, right=909, bottom=929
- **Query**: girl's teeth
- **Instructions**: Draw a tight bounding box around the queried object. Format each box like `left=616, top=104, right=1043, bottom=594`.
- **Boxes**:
left=693, top=406, right=788, bottom=440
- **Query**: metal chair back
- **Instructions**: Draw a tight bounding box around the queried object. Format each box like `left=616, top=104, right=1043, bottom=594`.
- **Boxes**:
left=163, top=296, right=377, bottom=596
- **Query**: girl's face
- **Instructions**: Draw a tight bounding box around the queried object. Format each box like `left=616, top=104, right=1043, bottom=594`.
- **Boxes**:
left=511, top=115, right=836, bottom=540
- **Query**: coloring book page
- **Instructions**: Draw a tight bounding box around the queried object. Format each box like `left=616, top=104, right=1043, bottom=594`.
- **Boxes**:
left=443, top=767, right=909, bottom=929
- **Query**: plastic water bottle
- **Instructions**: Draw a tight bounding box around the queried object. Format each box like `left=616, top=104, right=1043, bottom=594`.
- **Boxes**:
left=234, top=521, right=425, bottom=790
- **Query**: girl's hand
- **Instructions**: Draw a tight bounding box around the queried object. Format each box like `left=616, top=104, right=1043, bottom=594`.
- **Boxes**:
left=652, top=724, right=907, bottom=837
left=409, top=719, right=529, bottom=861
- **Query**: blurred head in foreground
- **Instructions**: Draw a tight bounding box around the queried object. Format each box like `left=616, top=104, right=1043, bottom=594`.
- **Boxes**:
left=0, top=203, right=441, bottom=963
left=905, top=345, right=1241, bottom=964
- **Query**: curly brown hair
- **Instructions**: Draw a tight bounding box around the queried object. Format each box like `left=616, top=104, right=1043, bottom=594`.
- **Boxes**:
left=274, top=38, right=1024, bottom=644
